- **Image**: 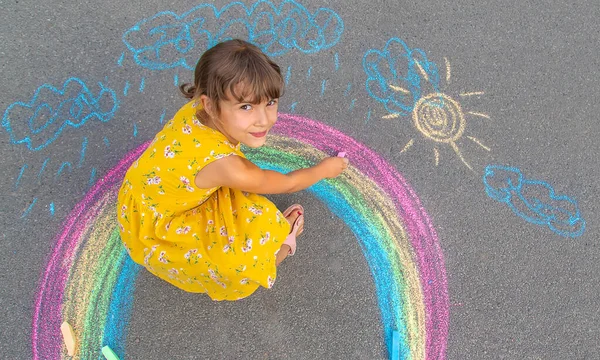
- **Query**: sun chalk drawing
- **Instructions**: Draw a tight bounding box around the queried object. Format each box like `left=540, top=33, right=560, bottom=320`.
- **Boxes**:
left=2, top=78, right=119, bottom=151
left=121, top=0, right=344, bottom=71
left=483, top=165, right=585, bottom=238
left=33, top=114, right=448, bottom=360
left=364, top=38, right=491, bottom=170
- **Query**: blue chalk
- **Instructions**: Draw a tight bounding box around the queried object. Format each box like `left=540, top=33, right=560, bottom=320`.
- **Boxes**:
left=390, top=330, right=400, bottom=360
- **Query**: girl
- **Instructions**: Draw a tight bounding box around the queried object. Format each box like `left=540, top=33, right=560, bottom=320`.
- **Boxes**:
left=117, top=39, right=348, bottom=301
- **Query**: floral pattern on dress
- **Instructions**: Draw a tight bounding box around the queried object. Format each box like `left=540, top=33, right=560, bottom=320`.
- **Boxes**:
left=116, top=100, right=291, bottom=301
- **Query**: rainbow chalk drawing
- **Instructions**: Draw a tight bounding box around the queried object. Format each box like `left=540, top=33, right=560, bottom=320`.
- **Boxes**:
left=33, top=115, right=448, bottom=359
left=483, top=165, right=585, bottom=238
left=364, top=38, right=491, bottom=170
left=121, top=1, right=344, bottom=71
left=2, top=77, right=118, bottom=151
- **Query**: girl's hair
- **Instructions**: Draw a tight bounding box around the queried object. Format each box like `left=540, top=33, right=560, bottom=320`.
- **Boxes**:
left=180, top=39, right=284, bottom=115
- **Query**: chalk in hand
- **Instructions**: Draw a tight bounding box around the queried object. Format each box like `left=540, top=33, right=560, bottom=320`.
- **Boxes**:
left=60, top=321, right=76, bottom=356
left=337, top=151, right=346, bottom=158
left=102, top=345, right=120, bottom=360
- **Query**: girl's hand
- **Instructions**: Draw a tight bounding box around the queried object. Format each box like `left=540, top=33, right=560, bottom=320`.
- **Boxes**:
left=316, top=157, right=349, bottom=179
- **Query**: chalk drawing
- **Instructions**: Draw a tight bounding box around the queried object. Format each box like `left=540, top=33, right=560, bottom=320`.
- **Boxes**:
left=88, top=168, right=97, bottom=187
left=285, top=65, right=292, bottom=85
left=363, top=38, right=441, bottom=117
left=483, top=165, right=585, bottom=238
left=138, top=77, right=146, bottom=93
left=22, top=197, right=38, bottom=218
left=117, top=52, right=125, bottom=67
left=37, top=158, right=50, bottom=181
left=121, top=1, right=344, bottom=71
left=78, top=137, right=88, bottom=167
left=364, top=38, right=491, bottom=170
left=348, top=99, right=356, bottom=111
left=56, top=162, right=73, bottom=179
left=159, top=108, right=167, bottom=124
left=344, top=82, right=352, bottom=96
left=2, top=77, right=119, bottom=151
left=33, top=115, right=448, bottom=360
left=15, top=164, right=28, bottom=189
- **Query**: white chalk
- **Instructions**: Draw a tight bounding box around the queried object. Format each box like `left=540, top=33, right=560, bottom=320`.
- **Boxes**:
left=337, top=151, right=346, bottom=158
left=60, top=321, right=76, bottom=356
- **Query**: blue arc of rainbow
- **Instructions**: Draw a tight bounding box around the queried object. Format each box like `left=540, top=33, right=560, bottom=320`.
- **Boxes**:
left=32, top=114, right=448, bottom=359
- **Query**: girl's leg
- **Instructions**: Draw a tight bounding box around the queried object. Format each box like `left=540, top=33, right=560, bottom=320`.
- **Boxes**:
left=276, top=244, right=292, bottom=266
left=276, top=208, right=304, bottom=266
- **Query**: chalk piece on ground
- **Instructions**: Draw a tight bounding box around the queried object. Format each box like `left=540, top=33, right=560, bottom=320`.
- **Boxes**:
left=60, top=321, right=76, bottom=356
left=102, top=345, right=120, bottom=360
left=390, top=330, right=400, bottom=360
left=337, top=151, right=346, bottom=158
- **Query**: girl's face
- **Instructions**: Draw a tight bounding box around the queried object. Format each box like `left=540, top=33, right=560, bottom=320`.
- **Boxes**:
left=201, top=93, right=278, bottom=148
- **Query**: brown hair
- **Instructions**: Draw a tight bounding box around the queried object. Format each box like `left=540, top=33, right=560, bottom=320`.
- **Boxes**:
left=180, top=39, right=284, bottom=115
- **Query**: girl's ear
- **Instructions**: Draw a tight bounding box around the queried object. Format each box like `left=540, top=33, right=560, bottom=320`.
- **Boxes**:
left=199, top=95, right=214, bottom=117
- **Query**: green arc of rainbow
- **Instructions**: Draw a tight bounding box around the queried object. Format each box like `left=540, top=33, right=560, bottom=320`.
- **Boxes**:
left=32, top=114, right=448, bottom=359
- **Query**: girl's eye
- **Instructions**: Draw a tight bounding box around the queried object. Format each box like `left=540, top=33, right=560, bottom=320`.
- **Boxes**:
left=240, top=104, right=252, bottom=110
left=267, top=99, right=278, bottom=106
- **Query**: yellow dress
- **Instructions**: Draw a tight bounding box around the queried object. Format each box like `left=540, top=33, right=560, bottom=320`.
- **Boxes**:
left=116, top=100, right=290, bottom=301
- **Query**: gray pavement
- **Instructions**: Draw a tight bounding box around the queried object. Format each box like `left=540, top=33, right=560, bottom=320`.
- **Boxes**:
left=1, top=0, right=599, bottom=359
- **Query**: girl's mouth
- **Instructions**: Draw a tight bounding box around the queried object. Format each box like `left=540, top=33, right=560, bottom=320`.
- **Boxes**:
left=250, top=131, right=267, bottom=138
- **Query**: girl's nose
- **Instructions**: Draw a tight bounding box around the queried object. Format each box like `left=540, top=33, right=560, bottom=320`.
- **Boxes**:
left=256, top=108, right=270, bottom=126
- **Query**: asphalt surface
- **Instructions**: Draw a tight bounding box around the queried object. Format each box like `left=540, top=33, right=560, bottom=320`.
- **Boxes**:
left=1, top=0, right=599, bottom=359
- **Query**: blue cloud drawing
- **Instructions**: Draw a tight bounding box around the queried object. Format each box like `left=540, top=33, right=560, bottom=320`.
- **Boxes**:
left=2, top=78, right=118, bottom=151
left=483, top=165, right=585, bottom=238
left=122, top=0, right=344, bottom=71
left=363, top=38, right=442, bottom=116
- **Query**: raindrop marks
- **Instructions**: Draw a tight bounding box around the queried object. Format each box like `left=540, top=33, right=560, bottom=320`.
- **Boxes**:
left=21, top=197, right=38, bottom=218
left=139, top=78, right=146, bottom=93
left=78, top=137, right=88, bottom=168
left=285, top=66, right=292, bottom=85
left=37, top=158, right=50, bottom=181
left=348, top=99, right=356, bottom=111
left=344, top=82, right=351, bottom=97
left=117, top=52, right=125, bottom=67
left=15, top=164, right=28, bottom=189
left=88, top=168, right=97, bottom=187
left=159, top=108, right=167, bottom=124
left=290, top=102, right=298, bottom=112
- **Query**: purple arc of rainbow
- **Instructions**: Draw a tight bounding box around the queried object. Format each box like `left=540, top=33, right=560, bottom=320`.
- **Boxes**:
left=32, top=114, right=448, bottom=359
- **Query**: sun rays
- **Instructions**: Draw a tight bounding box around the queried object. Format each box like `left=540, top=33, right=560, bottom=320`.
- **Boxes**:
left=385, top=57, right=491, bottom=171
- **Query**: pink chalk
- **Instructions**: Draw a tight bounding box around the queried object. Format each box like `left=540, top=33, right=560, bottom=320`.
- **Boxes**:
left=337, top=151, right=346, bottom=158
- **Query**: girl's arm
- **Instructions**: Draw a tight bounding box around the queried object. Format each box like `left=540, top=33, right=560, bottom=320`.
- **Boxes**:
left=194, top=155, right=348, bottom=194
